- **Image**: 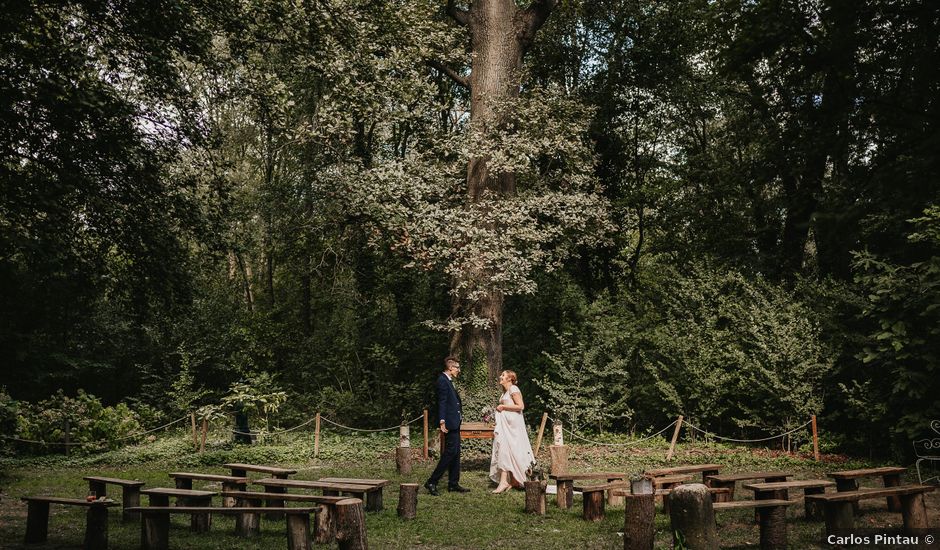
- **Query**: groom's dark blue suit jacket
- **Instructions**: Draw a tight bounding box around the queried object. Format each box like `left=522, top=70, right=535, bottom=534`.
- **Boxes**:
left=437, top=373, right=462, bottom=431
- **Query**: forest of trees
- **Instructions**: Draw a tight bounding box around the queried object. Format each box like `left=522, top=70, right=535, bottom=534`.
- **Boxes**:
left=1, top=0, right=937, bottom=459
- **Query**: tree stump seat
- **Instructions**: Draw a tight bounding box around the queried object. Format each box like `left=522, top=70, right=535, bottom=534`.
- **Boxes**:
left=573, top=481, right=631, bottom=521
left=21, top=496, right=118, bottom=549
left=141, top=488, right=217, bottom=531
left=713, top=499, right=796, bottom=550
left=549, top=472, right=627, bottom=510
left=704, top=470, right=792, bottom=501
left=222, top=490, right=345, bottom=543
left=83, top=476, right=146, bottom=522
left=743, top=479, right=835, bottom=520
left=805, top=485, right=935, bottom=538
left=224, top=463, right=297, bottom=479
left=827, top=466, right=908, bottom=513
left=126, top=506, right=319, bottom=550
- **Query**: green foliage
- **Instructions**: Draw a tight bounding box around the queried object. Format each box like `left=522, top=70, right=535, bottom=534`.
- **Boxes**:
left=220, top=373, right=288, bottom=432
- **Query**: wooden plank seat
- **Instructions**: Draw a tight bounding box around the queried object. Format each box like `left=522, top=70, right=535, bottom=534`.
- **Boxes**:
left=255, top=478, right=386, bottom=513
left=141, top=488, right=217, bottom=532
left=549, top=472, right=627, bottom=510
left=168, top=473, right=248, bottom=507
left=222, top=491, right=345, bottom=544
left=805, top=485, right=935, bottom=537
left=83, top=476, right=146, bottom=522
left=126, top=506, right=319, bottom=550
left=224, top=463, right=297, bottom=479
left=703, top=471, right=792, bottom=501
left=828, top=466, right=907, bottom=513
left=644, top=464, right=722, bottom=484
left=21, top=496, right=118, bottom=549
left=713, top=499, right=796, bottom=550
left=573, top=481, right=631, bottom=521
left=743, top=480, right=835, bottom=520
left=318, top=477, right=390, bottom=512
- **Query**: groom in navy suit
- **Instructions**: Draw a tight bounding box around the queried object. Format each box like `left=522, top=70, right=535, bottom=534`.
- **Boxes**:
left=425, top=356, right=471, bottom=495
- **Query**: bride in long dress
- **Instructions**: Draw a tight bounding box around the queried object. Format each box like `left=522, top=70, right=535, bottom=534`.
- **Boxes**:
left=490, top=370, right=535, bottom=494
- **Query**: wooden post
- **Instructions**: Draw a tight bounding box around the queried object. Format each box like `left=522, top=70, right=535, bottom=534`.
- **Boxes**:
left=199, top=418, right=208, bottom=453
left=191, top=412, right=198, bottom=447
left=823, top=501, right=855, bottom=537
left=24, top=501, right=50, bottom=543
left=422, top=408, right=429, bottom=460
left=142, top=511, right=170, bottom=550
left=666, top=415, right=683, bottom=461
left=624, top=493, right=655, bottom=550
left=397, top=425, right=412, bottom=474
left=533, top=412, right=549, bottom=456
left=334, top=498, right=368, bottom=550
left=314, top=413, right=321, bottom=459
left=549, top=445, right=569, bottom=475
left=811, top=415, right=819, bottom=461
left=398, top=483, right=418, bottom=519
left=669, top=484, right=718, bottom=550
left=524, top=480, right=547, bottom=515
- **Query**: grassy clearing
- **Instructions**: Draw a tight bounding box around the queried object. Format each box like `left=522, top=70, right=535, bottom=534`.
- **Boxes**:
left=0, top=429, right=936, bottom=548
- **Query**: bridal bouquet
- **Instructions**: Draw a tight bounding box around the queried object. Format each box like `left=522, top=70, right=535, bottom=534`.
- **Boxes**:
left=481, top=405, right=496, bottom=424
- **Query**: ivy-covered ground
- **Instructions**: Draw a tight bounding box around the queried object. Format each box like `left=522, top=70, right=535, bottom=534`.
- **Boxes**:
left=0, top=430, right=937, bottom=549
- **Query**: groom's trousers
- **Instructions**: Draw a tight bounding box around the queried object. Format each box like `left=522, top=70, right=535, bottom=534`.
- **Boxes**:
left=428, top=429, right=461, bottom=487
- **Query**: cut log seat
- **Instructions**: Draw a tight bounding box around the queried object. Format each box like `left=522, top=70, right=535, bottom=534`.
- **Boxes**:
left=83, top=476, right=145, bottom=522
left=549, top=472, right=627, bottom=509
left=805, top=485, right=935, bottom=537
left=221, top=491, right=345, bottom=544
left=141, top=488, right=216, bottom=531
left=21, top=496, right=118, bottom=549
left=713, top=499, right=796, bottom=550
left=167, top=473, right=248, bottom=507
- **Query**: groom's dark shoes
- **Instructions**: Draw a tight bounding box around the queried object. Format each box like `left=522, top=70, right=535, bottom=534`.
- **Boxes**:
left=448, top=484, right=471, bottom=493
left=424, top=481, right=439, bottom=496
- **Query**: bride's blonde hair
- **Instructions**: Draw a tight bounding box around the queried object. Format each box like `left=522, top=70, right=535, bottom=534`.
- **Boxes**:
left=501, top=370, right=518, bottom=384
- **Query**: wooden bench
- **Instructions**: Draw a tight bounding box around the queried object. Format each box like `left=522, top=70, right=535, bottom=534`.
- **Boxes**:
left=612, top=485, right=731, bottom=515
left=743, top=479, right=834, bottom=520
left=703, top=470, right=791, bottom=501
left=713, top=499, right=796, bottom=550
left=126, top=506, right=320, bottom=550
left=223, top=490, right=345, bottom=543
left=21, top=496, right=118, bottom=549
left=573, top=481, right=631, bottom=521
left=644, top=464, right=722, bottom=484
left=549, top=472, right=627, bottom=509
left=168, top=472, right=248, bottom=507
left=805, top=485, right=935, bottom=537
left=83, top=475, right=145, bottom=521
left=256, top=478, right=387, bottom=513
left=828, top=466, right=907, bottom=513
left=224, top=462, right=297, bottom=479
left=318, top=477, right=391, bottom=512
left=141, top=488, right=217, bottom=531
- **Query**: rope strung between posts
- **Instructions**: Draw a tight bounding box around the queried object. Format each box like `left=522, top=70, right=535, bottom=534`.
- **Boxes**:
left=319, top=413, right=425, bottom=433
left=231, top=416, right=317, bottom=436
left=682, top=419, right=813, bottom=443
left=559, top=419, right=678, bottom=447
left=0, top=415, right=190, bottom=447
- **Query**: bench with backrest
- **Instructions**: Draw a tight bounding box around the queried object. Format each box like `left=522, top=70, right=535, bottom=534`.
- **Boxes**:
left=141, top=488, right=217, bottom=531
left=21, top=496, right=118, bottom=549
left=255, top=478, right=387, bottom=513
left=805, top=485, right=935, bottom=537
left=703, top=471, right=792, bottom=501
left=222, top=490, right=345, bottom=543
left=83, top=476, right=145, bottom=521
left=827, top=466, right=907, bottom=513
left=224, top=463, right=297, bottom=479
left=549, top=472, right=628, bottom=509
left=713, top=499, right=796, bottom=550
left=645, top=464, right=722, bottom=485
left=126, top=505, right=319, bottom=550
left=743, top=479, right=834, bottom=520
left=168, top=473, right=248, bottom=507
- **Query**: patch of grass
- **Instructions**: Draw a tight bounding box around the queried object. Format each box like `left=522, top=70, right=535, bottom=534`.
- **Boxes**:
left=0, top=431, right=935, bottom=548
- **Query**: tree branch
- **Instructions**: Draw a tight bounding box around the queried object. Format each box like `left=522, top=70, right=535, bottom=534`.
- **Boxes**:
left=447, top=0, right=470, bottom=27
left=426, top=59, right=470, bottom=89
left=522, top=0, right=555, bottom=38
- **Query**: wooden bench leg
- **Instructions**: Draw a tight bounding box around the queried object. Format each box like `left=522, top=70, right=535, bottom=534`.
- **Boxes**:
left=230, top=468, right=247, bottom=478
left=265, top=485, right=286, bottom=520
left=702, top=469, right=720, bottom=485
left=556, top=480, right=573, bottom=509
left=334, top=499, right=367, bottom=550
left=883, top=473, right=902, bottom=512
left=754, top=488, right=788, bottom=523
left=122, top=486, right=141, bottom=522
left=757, top=504, right=787, bottom=550
left=711, top=480, right=734, bottom=502
left=235, top=496, right=261, bottom=537
left=314, top=504, right=336, bottom=544
left=286, top=513, right=312, bottom=550
left=899, top=493, right=929, bottom=531
left=190, top=496, right=212, bottom=532
left=834, top=479, right=859, bottom=514
left=365, top=489, right=383, bottom=512
left=149, top=494, right=170, bottom=507
left=583, top=491, right=606, bottom=521
left=142, top=512, right=170, bottom=550
left=606, top=478, right=623, bottom=506
left=85, top=505, right=109, bottom=550
left=803, top=487, right=825, bottom=521
left=823, top=501, right=854, bottom=537
left=24, top=500, right=50, bottom=543
left=174, top=478, right=193, bottom=490
left=221, top=481, right=241, bottom=508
